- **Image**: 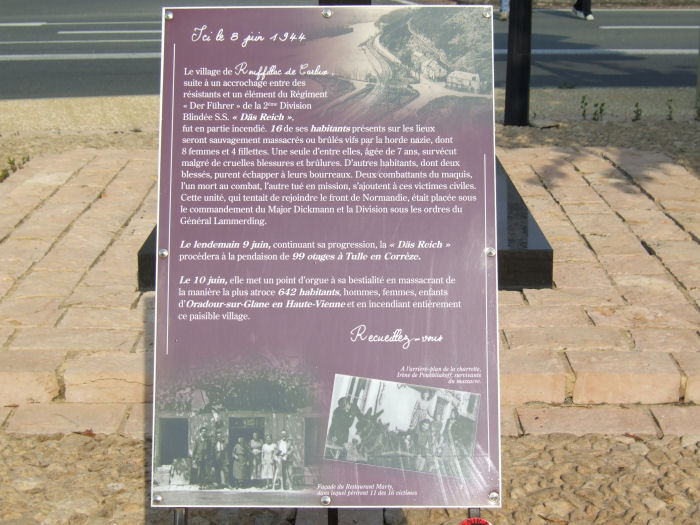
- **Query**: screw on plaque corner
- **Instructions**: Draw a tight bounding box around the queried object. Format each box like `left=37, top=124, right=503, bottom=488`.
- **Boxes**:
left=321, top=8, right=333, bottom=19
left=164, top=11, right=174, bottom=21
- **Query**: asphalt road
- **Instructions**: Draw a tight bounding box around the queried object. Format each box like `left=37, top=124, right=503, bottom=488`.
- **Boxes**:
left=0, top=1, right=698, bottom=99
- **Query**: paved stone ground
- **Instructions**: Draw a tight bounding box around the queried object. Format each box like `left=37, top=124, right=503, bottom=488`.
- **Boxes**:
left=1, top=145, right=698, bottom=434
left=1, top=144, right=699, bottom=524
left=0, top=87, right=699, bottom=522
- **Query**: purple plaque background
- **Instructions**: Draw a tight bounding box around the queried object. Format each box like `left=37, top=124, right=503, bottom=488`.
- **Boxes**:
left=153, top=6, right=499, bottom=508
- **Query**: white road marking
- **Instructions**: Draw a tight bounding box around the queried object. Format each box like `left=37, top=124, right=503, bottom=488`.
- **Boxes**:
left=0, top=52, right=160, bottom=62
left=495, top=48, right=698, bottom=56
left=57, top=30, right=161, bottom=35
left=0, top=22, right=47, bottom=27
left=0, top=40, right=160, bottom=45
left=600, top=25, right=700, bottom=30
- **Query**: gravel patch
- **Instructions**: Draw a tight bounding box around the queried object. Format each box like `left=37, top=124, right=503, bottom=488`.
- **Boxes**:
left=1, top=432, right=698, bottom=524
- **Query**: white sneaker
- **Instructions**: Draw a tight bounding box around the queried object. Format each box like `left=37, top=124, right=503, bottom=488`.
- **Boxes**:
left=585, top=13, right=595, bottom=21
left=572, top=8, right=585, bottom=19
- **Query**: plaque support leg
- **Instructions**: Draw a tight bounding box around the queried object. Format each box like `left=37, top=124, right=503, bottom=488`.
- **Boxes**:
left=173, top=508, right=188, bottom=525
left=468, top=508, right=481, bottom=518
left=327, top=508, right=338, bottom=525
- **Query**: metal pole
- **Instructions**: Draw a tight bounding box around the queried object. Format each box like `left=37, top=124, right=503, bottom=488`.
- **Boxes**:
left=696, top=28, right=699, bottom=116
left=174, top=508, right=188, bottom=525
left=504, top=0, right=533, bottom=126
left=328, top=508, right=339, bottom=525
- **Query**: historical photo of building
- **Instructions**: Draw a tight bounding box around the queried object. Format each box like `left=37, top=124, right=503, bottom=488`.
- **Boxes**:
left=324, top=374, right=481, bottom=478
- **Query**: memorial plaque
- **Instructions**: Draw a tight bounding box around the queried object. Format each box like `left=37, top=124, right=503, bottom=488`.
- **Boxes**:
left=152, top=5, right=500, bottom=508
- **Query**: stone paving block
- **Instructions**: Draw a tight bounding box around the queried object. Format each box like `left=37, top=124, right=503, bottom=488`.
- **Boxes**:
left=56, top=222, right=116, bottom=252
left=566, top=213, right=630, bottom=237
left=25, top=149, right=95, bottom=176
left=598, top=254, right=666, bottom=276
left=674, top=353, right=700, bottom=403
left=50, top=182, right=103, bottom=205
left=534, top=162, right=588, bottom=188
left=690, top=288, right=700, bottom=309
left=665, top=260, right=700, bottom=289
left=646, top=240, right=700, bottom=262
left=9, top=270, right=83, bottom=299
left=500, top=351, right=568, bottom=404
left=499, top=305, right=591, bottom=329
left=59, top=306, right=150, bottom=329
left=535, top=220, right=582, bottom=243
left=547, top=185, right=604, bottom=205
left=0, top=277, right=14, bottom=297
left=613, top=274, right=688, bottom=305
left=0, top=326, right=14, bottom=347
left=0, top=296, right=64, bottom=327
left=586, top=304, right=700, bottom=329
left=638, top=181, right=700, bottom=203
left=24, top=168, right=78, bottom=188
left=617, top=209, right=690, bottom=242
left=591, top=185, right=657, bottom=211
left=498, top=290, right=525, bottom=306
left=505, top=326, right=631, bottom=352
left=11, top=203, right=86, bottom=240
left=0, top=350, right=65, bottom=404
left=500, top=406, right=521, bottom=437
left=64, top=352, right=153, bottom=403
left=0, top=258, right=33, bottom=282
left=9, top=327, right=140, bottom=352
left=523, top=287, right=623, bottom=307
left=553, top=262, right=612, bottom=289
left=0, top=406, right=11, bottom=425
left=122, top=403, right=153, bottom=438
left=668, top=210, right=700, bottom=240
left=4, top=178, right=56, bottom=210
left=0, top=238, right=53, bottom=263
left=66, top=167, right=119, bottom=189
left=65, top=284, right=140, bottom=309
left=518, top=406, right=658, bottom=436
left=567, top=351, right=681, bottom=404
left=562, top=200, right=614, bottom=215
left=569, top=152, right=616, bottom=175
left=651, top=406, right=700, bottom=436
left=551, top=241, right=597, bottom=263
left=509, top=177, right=553, bottom=199
left=6, top=403, right=127, bottom=434
left=134, top=328, right=155, bottom=353
left=584, top=233, right=648, bottom=256
left=521, top=196, right=564, bottom=217
left=631, top=328, right=700, bottom=353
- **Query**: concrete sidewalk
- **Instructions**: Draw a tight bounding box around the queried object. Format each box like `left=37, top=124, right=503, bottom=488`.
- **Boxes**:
left=0, top=145, right=698, bottom=438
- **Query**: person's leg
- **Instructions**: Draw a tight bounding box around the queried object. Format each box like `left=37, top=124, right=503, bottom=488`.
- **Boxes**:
left=499, top=0, right=510, bottom=20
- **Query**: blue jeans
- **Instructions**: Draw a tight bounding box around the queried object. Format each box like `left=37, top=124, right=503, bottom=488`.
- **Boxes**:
left=501, top=0, right=509, bottom=13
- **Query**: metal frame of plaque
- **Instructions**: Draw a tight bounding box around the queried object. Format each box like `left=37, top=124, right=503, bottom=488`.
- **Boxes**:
left=152, top=5, right=500, bottom=509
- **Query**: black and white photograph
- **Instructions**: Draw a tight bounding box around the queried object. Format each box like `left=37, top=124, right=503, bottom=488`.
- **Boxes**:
left=325, top=374, right=482, bottom=478
left=152, top=361, right=324, bottom=506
